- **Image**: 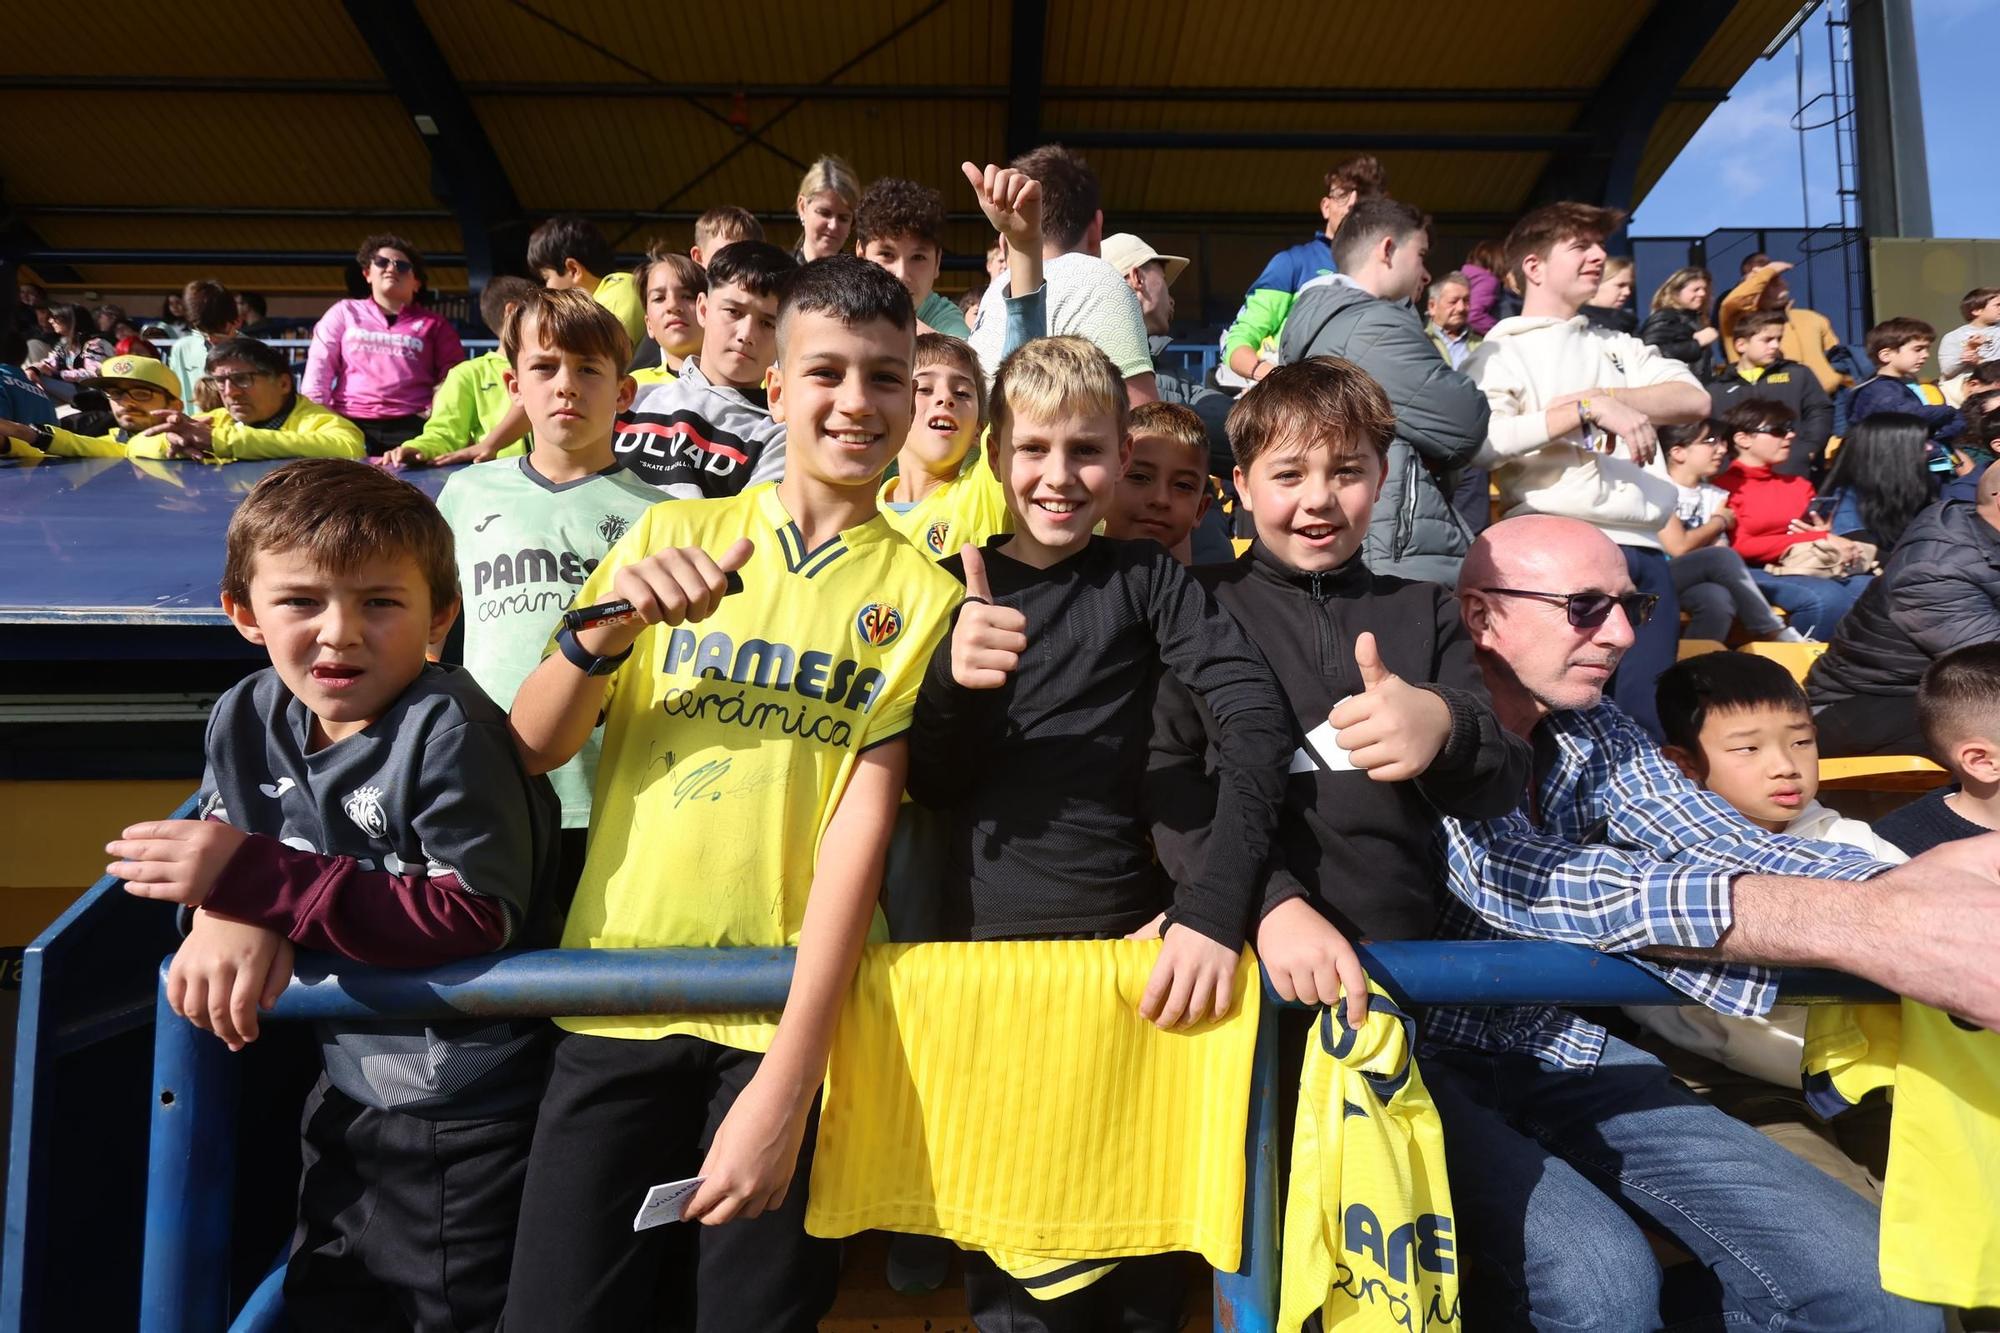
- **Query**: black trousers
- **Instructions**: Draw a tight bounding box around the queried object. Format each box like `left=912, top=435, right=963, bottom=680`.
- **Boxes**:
left=1814, top=691, right=1929, bottom=758
left=355, top=414, right=426, bottom=455
left=962, top=1250, right=1189, bottom=1333
left=500, top=1030, right=839, bottom=1333
left=285, top=1076, right=535, bottom=1333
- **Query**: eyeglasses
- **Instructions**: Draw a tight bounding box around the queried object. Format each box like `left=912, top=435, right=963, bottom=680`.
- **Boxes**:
left=368, top=256, right=414, bottom=274
left=209, top=370, right=274, bottom=391
left=105, top=384, right=166, bottom=404
left=1481, top=587, right=1658, bottom=629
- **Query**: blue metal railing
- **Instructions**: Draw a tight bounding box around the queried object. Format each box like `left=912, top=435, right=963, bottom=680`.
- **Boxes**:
left=136, top=943, right=1890, bottom=1333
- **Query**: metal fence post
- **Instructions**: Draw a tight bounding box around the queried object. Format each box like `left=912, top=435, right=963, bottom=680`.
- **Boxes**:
left=1213, top=992, right=1280, bottom=1332
left=139, top=965, right=240, bottom=1333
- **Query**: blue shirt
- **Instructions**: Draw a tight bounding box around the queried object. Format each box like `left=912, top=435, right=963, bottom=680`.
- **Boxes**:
left=1431, top=703, right=1890, bottom=1069
left=0, top=362, right=56, bottom=428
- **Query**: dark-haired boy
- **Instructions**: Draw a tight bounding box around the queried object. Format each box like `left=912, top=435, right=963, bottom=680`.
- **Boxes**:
left=1852, top=316, right=1964, bottom=443
left=854, top=176, right=967, bottom=336
left=137, top=338, right=367, bottom=461
left=1149, top=356, right=1527, bottom=1031
left=531, top=213, right=645, bottom=349
left=1708, top=308, right=1834, bottom=477
left=435, top=289, right=659, bottom=883
left=381, top=275, right=540, bottom=468
left=1877, top=644, right=2000, bottom=855
left=109, top=457, right=561, bottom=1331
left=1939, top=287, right=2000, bottom=379
left=631, top=248, right=706, bottom=386
left=503, top=256, right=961, bottom=1331
left=610, top=239, right=798, bottom=498
left=166, top=278, right=238, bottom=404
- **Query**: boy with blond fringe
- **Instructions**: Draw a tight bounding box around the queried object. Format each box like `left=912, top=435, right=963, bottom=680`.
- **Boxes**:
left=908, top=334, right=1292, bottom=1331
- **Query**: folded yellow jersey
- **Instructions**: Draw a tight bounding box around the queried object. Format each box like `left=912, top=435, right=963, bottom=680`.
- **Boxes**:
left=806, top=939, right=1257, bottom=1275
left=1805, top=1000, right=2000, bottom=1307
left=1281, top=986, right=1459, bottom=1333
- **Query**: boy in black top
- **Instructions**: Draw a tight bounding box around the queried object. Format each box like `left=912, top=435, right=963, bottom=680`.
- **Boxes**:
left=108, top=459, right=560, bottom=1332
left=1148, top=356, right=1529, bottom=1019
left=1876, top=643, right=2000, bottom=855
left=907, top=334, right=1292, bottom=1330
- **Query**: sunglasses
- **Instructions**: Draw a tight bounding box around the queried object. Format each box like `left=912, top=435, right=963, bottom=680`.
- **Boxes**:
left=368, top=256, right=414, bottom=274
left=1481, top=587, right=1659, bottom=628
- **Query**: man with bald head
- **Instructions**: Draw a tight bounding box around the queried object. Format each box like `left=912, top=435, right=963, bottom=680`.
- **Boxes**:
left=1807, top=468, right=2000, bottom=755
left=1413, top=513, right=2000, bottom=1329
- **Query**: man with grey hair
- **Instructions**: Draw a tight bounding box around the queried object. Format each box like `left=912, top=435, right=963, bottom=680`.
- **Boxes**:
left=1426, top=270, right=1480, bottom=370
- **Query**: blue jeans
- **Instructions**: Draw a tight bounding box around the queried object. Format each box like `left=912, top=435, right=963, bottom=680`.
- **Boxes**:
left=1611, top=547, right=1678, bottom=742
left=1426, top=1035, right=1941, bottom=1332
left=1747, top=570, right=1872, bottom=640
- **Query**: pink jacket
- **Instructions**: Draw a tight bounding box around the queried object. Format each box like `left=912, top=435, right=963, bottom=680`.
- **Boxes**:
left=1461, top=263, right=1501, bottom=336
left=301, top=298, right=464, bottom=420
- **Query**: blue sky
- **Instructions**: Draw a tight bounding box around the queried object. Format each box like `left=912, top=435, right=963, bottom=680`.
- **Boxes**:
left=1630, top=0, right=1988, bottom=239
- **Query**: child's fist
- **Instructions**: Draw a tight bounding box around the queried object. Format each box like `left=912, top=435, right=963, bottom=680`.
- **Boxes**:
left=961, top=161, right=1042, bottom=252
left=1329, top=632, right=1452, bottom=782
left=109, top=818, right=248, bottom=905
left=167, top=913, right=294, bottom=1051
left=950, top=545, right=1028, bottom=689
left=586, top=538, right=754, bottom=656
left=1256, top=897, right=1369, bottom=1030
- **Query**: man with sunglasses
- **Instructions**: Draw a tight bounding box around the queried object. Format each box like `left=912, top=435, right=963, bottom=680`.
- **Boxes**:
left=302, top=234, right=464, bottom=455
left=134, top=338, right=364, bottom=462
left=0, top=352, right=183, bottom=458
left=1415, top=511, right=1998, bottom=1330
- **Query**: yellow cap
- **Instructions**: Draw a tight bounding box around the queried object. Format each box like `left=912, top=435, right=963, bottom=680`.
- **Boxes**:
left=80, top=354, right=183, bottom=401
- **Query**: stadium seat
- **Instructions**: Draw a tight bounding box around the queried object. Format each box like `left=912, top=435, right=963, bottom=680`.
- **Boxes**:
left=1677, top=638, right=1729, bottom=660
left=1818, top=754, right=1949, bottom=793
left=1231, top=537, right=1251, bottom=557
left=1739, top=640, right=1827, bottom=683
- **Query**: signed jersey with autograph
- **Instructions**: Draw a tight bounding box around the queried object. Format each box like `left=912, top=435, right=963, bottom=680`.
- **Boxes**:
left=557, top=483, right=960, bottom=1051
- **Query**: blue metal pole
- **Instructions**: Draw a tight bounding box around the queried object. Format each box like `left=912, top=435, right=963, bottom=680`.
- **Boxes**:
left=226, top=1249, right=289, bottom=1333
left=139, top=966, right=241, bottom=1333
left=1213, top=992, right=1281, bottom=1332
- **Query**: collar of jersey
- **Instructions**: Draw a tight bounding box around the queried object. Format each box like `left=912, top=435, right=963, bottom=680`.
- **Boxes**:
left=755, top=483, right=889, bottom=577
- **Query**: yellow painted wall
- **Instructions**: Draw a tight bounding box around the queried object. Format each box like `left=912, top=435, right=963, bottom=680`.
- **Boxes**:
left=0, top=781, right=189, bottom=945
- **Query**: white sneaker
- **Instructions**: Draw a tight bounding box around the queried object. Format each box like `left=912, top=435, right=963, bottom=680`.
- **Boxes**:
left=1772, top=627, right=1812, bottom=643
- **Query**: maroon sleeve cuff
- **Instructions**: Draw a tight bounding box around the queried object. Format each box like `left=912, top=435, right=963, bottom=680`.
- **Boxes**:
left=205, top=833, right=510, bottom=967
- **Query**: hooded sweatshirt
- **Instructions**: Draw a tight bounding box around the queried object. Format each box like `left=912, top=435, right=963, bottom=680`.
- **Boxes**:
left=1464, top=314, right=1694, bottom=550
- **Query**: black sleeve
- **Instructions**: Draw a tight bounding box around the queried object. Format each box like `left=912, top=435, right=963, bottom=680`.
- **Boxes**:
left=906, top=601, right=1009, bottom=809
left=1411, top=590, right=1533, bottom=819
left=1795, top=377, right=1834, bottom=468
left=1640, top=311, right=1701, bottom=365
left=1142, top=552, right=1293, bottom=950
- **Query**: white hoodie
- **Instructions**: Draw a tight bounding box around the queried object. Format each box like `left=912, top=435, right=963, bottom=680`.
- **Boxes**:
left=1464, top=314, right=1697, bottom=550
left=1625, top=800, right=1907, bottom=1088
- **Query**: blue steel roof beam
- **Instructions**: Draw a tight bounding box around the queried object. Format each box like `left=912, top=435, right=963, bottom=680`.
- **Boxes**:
left=337, top=0, right=529, bottom=294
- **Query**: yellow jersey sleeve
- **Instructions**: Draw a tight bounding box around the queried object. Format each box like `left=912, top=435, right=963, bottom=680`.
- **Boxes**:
left=558, top=485, right=959, bottom=1050
left=591, top=271, right=647, bottom=350
left=42, top=425, right=132, bottom=458
left=209, top=399, right=366, bottom=460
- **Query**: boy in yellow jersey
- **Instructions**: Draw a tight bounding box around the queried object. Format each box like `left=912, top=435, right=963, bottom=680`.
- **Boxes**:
left=630, top=247, right=705, bottom=386
left=502, top=256, right=960, bottom=1332
left=377, top=276, right=539, bottom=468
left=0, top=351, right=180, bottom=458
left=531, top=214, right=645, bottom=349
left=877, top=163, right=1047, bottom=560
left=1104, top=401, right=1214, bottom=563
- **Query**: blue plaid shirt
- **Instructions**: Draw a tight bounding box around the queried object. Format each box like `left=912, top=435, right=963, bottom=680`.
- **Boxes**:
left=1428, top=703, right=1891, bottom=1069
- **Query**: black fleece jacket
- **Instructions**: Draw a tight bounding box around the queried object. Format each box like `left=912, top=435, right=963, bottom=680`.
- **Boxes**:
left=1148, top=545, right=1530, bottom=943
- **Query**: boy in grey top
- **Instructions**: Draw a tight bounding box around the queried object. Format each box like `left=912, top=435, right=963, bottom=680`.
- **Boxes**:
left=110, top=458, right=559, bottom=1332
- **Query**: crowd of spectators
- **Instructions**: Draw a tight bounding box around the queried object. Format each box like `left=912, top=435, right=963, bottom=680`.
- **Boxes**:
left=6, top=140, right=2000, bottom=1331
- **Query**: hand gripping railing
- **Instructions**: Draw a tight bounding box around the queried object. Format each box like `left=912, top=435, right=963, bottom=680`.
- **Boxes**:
left=140, top=944, right=1889, bottom=1333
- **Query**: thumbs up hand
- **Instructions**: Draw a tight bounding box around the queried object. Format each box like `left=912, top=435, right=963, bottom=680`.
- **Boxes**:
left=949, top=544, right=1029, bottom=689
left=585, top=537, right=754, bottom=657
left=1327, top=631, right=1453, bottom=782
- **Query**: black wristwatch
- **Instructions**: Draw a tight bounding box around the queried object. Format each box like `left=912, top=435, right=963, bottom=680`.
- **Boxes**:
left=555, top=623, right=632, bottom=677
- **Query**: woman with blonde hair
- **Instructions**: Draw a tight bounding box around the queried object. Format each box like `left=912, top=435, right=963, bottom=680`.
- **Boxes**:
left=1582, top=254, right=1638, bottom=334
left=794, top=154, right=861, bottom=261
left=1641, top=265, right=1719, bottom=377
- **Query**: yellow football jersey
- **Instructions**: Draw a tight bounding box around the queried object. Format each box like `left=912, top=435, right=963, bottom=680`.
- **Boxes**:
left=591, top=270, right=647, bottom=350
left=558, top=484, right=961, bottom=1051
left=1281, top=986, right=1460, bottom=1333
left=1804, top=1000, right=2000, bottom=1307
left=878, top=449, right=1013, bottom=562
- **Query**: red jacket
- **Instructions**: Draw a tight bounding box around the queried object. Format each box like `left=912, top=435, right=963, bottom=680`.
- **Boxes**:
left=1716, top=462, right=1823, bottom=565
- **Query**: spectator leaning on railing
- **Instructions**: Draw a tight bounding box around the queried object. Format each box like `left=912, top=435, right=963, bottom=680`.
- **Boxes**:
left=302, top=234, right=464, bottom=456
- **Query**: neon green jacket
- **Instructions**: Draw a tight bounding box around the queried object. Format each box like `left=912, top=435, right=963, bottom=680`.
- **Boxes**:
left=406, top=351, right=526, bottom=460
left=1222, top=234, right=1336, bottom=359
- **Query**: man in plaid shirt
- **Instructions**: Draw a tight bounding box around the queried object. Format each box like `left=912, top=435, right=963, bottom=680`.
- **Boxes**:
left=1427, top=513, right=1995, bottom=1331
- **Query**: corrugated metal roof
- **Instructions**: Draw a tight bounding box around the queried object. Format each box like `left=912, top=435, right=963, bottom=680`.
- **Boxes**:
left=4, top=0, right=1804, bottom=298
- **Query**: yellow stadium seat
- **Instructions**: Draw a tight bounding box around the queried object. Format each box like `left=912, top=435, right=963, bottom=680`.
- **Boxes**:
left=1740, top=640, right=1827, bottom=684
left=1818, top=754, right=1949, bottom=793
left=1678, top=638, right=1729, bottom=659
